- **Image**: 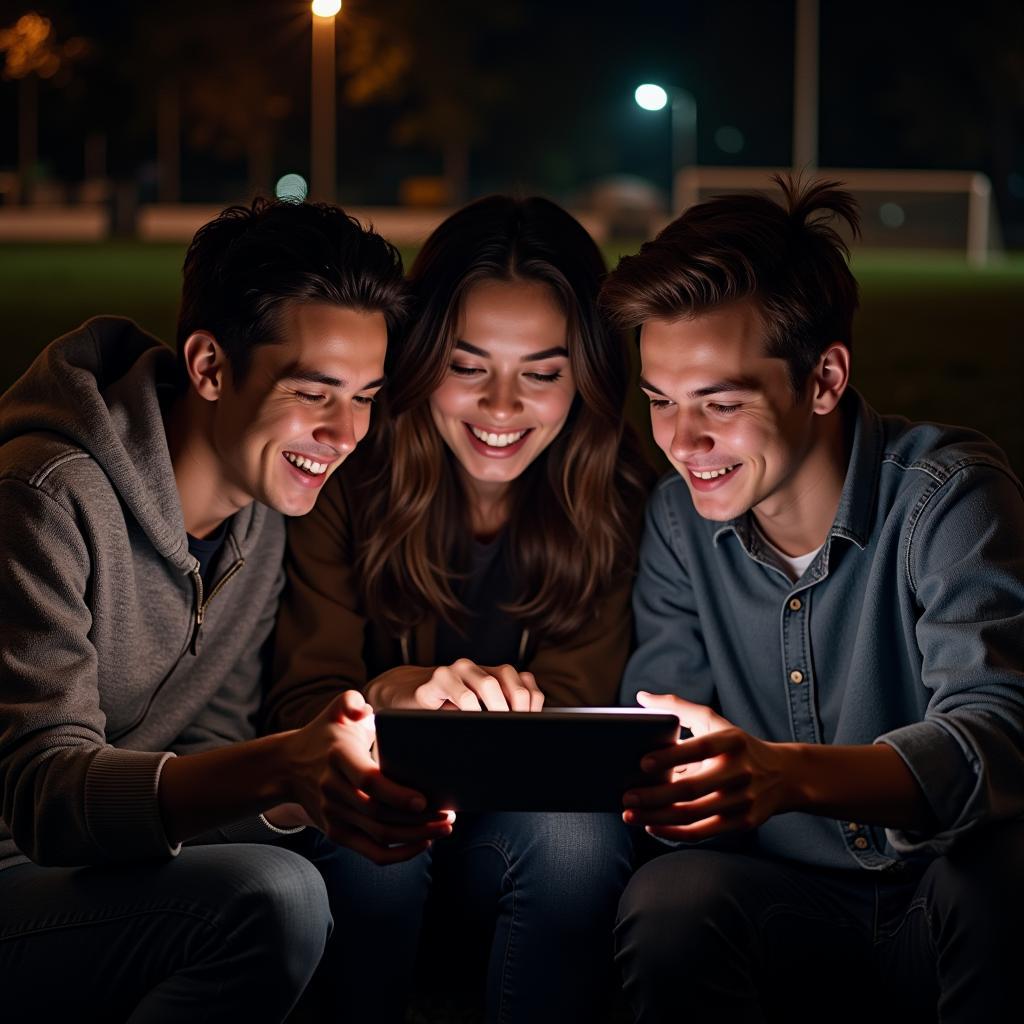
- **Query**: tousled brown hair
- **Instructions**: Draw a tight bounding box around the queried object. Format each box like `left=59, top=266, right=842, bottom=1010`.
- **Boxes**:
left=355, top=195, right=652, bottom=643
left=600, top=175, right=861, bottom=388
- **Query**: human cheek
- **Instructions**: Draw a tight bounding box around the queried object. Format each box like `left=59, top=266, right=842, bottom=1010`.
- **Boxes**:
left=430, top=379, right=470, bottom=423
left=717, top=416, right=766, bottom=463
left=529, top=383, right=575, bottom=430
left=353, top=406, right=374, bottom=443
left=650, top=410, right=676, bottom=458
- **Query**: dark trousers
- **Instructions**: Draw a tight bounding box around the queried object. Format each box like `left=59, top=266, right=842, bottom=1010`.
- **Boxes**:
left=304, top=811, right=634, bottom=1024
left=0, top=843, right=331, bottom=1023
left=615, top=822, right=1024, bottom=1024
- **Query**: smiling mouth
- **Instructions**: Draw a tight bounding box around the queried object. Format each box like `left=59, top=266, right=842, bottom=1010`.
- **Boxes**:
left=283, top=451, right=331, bottom=476
left=466, top=424, right=532, bottom=449
left=688, top=463, right=741, bottom=481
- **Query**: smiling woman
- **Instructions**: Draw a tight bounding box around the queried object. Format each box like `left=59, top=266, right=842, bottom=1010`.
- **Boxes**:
left=267, top=195, right=654, bottom=1023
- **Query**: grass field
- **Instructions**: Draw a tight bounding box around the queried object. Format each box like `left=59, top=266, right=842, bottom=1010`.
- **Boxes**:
left=2, top=243, right=1021, bottom=476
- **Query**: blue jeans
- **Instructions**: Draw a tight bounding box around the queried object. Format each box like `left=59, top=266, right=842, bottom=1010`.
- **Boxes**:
left=0, top=843, right=331, bottom=1023
left=615, top=821, right=1024, bottom=1024
left=304, top=811, right=634, bottom=1024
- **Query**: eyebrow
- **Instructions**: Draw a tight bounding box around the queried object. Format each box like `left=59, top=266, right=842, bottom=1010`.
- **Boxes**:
left=638, top=375, right=761, bottom=399
left=455, top=340, right=569, bottom=362
left=281, top=368, right=386, bottom=391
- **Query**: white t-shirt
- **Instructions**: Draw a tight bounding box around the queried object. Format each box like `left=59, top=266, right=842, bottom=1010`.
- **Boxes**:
left=754, top=522, right=822, bottom=582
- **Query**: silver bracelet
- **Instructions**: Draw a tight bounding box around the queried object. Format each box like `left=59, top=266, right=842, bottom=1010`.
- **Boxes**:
left=259, top=812, right=306, bottom=835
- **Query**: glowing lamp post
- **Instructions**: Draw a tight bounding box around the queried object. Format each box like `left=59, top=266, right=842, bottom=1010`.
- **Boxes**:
left=310, top=0, right=341, bottom=201
left=634, top=82, right=697, bottom=214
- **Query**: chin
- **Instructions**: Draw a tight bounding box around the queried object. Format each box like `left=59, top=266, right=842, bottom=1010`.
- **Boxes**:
left=263, top=490, right=316, bottom=518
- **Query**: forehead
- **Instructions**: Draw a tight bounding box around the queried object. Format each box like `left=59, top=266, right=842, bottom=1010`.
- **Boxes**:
left=457, top=278, right=567, bottom=351
left=639, top=301, right=780, bottom=382
left=253, top=302, right=388, bottom=376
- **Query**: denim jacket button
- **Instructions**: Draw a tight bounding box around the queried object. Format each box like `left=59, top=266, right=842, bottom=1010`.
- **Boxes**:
left=854, top=836, right=869, bottom=850
left=789, top=669, right=804, bottom=684
left=788, top=597, right=802, bottom=611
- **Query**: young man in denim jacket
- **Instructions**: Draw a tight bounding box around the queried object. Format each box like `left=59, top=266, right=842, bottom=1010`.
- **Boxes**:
left=0, top=199, right=451, bottom=1021
left=602, top=178, right=1024, bottom=1022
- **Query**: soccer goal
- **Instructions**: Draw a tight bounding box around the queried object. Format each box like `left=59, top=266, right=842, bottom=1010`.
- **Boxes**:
left=672, top=167, right=1000, bottom=267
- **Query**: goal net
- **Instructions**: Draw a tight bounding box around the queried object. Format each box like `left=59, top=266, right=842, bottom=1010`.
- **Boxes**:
left=671, top=167, right=1001, bottom=266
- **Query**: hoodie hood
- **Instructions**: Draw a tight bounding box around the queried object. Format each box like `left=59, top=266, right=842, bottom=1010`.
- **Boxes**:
left=0, top=316, right=203, bottom=568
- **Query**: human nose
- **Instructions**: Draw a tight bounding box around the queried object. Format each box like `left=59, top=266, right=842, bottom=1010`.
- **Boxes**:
left=314, top=400, right=357, bottom=455
left=670, top=406, right=713, bottom=462
left=479, top=373, right=523, bottom=422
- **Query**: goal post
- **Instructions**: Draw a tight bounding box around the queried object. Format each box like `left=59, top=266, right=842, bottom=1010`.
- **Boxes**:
left=672, top=167, right=1000, bottom=267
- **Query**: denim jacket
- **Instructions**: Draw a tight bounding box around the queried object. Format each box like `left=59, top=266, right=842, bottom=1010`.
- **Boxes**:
left=621, top=391, right=1024, bottom=872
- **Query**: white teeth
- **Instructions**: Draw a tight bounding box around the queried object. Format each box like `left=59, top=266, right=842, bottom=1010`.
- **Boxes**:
left=284, top=452, right=328, bottom=475
left=470, top=426, right=527, bottom=448
left=693, top=465, right=738, bottom=480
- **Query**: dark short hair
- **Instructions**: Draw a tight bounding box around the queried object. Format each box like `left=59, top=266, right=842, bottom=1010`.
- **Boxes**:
left=600, top=175, right=861, bottom=388
left=175, top=197, right=409, bottom=390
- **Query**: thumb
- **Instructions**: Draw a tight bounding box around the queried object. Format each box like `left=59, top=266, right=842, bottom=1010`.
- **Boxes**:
left=327, top=688, right=371, bottom=724
left=636, top=691, right=710, bottom=729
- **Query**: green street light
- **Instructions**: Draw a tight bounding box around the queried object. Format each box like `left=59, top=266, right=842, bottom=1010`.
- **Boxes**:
left=634, top=81, right=697, bottom=213
left=634, top=83, right=668, bottom=112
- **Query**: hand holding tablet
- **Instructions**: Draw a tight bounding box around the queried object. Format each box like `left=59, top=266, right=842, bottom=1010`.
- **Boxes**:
left=375, top=708, right=681, bottom=812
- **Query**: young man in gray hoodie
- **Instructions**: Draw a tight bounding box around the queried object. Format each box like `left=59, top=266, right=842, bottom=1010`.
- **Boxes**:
left=0, top=199, right=453, bottom=1021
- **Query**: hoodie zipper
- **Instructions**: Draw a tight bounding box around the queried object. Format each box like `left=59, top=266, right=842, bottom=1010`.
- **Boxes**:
left=107, top=558, right=245, bottom=742
left=190, top=558, right=245, bottom=654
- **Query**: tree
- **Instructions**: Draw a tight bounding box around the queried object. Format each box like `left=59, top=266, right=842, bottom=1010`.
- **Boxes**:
left=339, top=0, right=524, bottom=203
left=0, top=10, right=89, bottom=201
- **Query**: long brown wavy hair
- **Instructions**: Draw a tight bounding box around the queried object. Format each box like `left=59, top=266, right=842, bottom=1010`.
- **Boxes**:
left=355, top=195, right=652, bottom=643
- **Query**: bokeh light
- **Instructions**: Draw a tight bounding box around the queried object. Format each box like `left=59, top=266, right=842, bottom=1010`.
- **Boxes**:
left=879, top=202, right=905, bottom=228
left=715, top=126, right=745, bottom=154
left=275, top=173, right=309, bottom=203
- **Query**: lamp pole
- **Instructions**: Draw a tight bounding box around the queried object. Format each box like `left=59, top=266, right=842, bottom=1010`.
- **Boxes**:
left=310, top=0, right=341, bottom=202
left=792, top=0, right=819, bottom=170
left=635, top=83, right=697, bottom=214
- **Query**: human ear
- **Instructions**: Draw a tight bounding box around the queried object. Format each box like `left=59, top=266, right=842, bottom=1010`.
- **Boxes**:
left=811, top=342, right=850, bottom=416
left=181, top=332, right=228, bottom=402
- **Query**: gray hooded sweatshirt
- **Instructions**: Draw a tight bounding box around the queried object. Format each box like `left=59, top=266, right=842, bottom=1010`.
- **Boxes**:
left=0, top=317, right=286, bottom=871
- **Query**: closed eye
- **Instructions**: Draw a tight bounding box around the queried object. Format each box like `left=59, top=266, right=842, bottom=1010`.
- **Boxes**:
left=353, top=394, right=377, bottom=407
left=525, top=370, right=563, bottom=383
left=450, top=363, right=484, bottom=376
left=295, top=391, right=326, bottom=404
left=708, top=402, right=741, bottom=414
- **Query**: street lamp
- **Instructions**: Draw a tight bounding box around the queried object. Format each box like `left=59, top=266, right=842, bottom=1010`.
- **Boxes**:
left=310, top=0, right=341, bottom=201
left=634, top=82, right=697, bottom=214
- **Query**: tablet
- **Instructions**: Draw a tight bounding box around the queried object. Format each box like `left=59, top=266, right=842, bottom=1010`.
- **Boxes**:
left=374, top=707, right=681, bottom=812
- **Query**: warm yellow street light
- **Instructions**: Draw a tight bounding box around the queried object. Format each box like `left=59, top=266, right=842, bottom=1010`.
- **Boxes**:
left=310, top=0, right=341, bottom=200
left=312, top=0, right=342, bottom=18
